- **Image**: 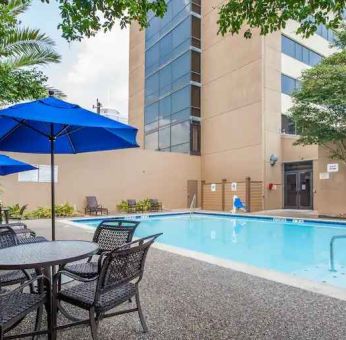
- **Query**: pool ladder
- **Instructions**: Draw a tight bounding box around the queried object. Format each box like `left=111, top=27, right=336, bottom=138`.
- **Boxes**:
left=189, top=194, right=197, bottom=218
left=329, top=235, right=346, bottom=272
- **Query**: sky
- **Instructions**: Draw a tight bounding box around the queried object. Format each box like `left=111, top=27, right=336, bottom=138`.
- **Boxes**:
left=21, top=1, right=129, bottom=117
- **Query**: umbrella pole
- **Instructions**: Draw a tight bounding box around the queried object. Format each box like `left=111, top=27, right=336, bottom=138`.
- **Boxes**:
left=50, top=133, right=56, bottom=241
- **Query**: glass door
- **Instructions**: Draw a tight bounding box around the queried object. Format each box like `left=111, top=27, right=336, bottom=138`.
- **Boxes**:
left=284, top=172, right=298, bottom=208
left=298, top=171, right=312, bottom=209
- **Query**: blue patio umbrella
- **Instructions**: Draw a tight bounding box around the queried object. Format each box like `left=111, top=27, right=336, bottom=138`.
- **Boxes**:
left=0, top=95, right=139, bottom=240
left=0, top=154, right=37, bottom=176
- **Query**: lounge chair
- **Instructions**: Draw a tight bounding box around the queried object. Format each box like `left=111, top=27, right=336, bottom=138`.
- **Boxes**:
left=9, top=204, right=27, bottom=221
left=54, top=234, right=162, bottom=339
left=127, top=199, right=142, bottom=213
left=85, top=196, right=109, bottom=215
left=149, top=199, right=162, bottom=212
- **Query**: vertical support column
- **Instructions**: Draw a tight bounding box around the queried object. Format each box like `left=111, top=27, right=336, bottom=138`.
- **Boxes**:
left=245, top=177, right=251, bottom=212
left=201, top=180, right=205, bottom=210
left=221, top=179, right=227, bottom=211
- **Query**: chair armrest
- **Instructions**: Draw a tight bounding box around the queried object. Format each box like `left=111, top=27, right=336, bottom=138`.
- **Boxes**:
left=0, top=274, right=48, bottom=297
left=53, top=270, right=99, bottom=286
left=97, top=250, right=110, bottom=270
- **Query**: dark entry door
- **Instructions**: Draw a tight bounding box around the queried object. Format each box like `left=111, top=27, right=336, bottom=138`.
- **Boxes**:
left=284, top=162, right=313, bottom=209
left=299, top=171, right=312, bottom=209
left=284, top=172, right=298, bottom=208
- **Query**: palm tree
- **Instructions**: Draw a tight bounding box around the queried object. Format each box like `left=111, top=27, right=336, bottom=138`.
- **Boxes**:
left=0, top=0, right=61, bottom=69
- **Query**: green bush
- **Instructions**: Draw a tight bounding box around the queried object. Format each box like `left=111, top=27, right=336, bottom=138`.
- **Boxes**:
left=137, top=198, right=151, bottom=212
left=56, top=202, right=74, bottom=217
left=23, top=202, right=75, bottom=219
left=116, top=200, right=129, bottom=212
left=117, top=198, right=152, bottom=213
left=7, top=203, right=21, bottom=217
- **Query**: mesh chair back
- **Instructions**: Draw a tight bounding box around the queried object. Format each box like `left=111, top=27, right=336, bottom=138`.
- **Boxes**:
left=86, top=196, right=98, bottom=208
left=97, top=233, right=162, bottom=293
left=0, top=226, right=18, bottom=249
left=93, top=219, right=140, bottom=253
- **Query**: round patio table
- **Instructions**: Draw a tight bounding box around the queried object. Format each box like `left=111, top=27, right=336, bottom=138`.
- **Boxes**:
left=0, top=240, right=99, bottom=340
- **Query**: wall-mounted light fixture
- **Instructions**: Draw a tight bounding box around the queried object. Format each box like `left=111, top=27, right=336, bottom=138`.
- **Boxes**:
left=270, top=154, right=279, bottom=166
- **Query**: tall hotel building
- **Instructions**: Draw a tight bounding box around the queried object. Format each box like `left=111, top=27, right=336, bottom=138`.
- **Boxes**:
left=129, top=0, right=345, bottom=215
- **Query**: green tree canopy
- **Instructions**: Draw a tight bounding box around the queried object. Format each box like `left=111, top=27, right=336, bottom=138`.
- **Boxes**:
left=0, top=0, right=62, bottom=105
left=218, top=0, right=346, bottom=38
left=290, top=28, right=346, bottom=163
left=42, top=0, right=167, bottom=41
left=40, top=0, right=345, bottom=41
left=0, top=64, right=48, bottom=104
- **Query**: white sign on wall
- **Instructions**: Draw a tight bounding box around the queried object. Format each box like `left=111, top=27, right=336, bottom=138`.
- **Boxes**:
left=18, top=166, right=39, bottom=182
left=18, top=164, right=58, bottom=183
left=38, top=165, right=58, bottom=183
left=210, top=183, right=216, bottom=192
left=319, top=172, right=330, bottom=180
left=327, top=163, right=339, bottom=173
left=231, top=182, right=237, bottom=191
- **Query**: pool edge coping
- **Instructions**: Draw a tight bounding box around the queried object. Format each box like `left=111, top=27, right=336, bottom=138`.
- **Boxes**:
left=60, top=215, right=346, bottom=302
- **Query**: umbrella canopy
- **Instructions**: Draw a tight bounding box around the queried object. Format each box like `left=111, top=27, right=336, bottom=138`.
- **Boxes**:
left=0, top=154, right=37, bottom=176
left=0, top=96, right=139, bottom=240
left=0, top=96, right=138, bottom=153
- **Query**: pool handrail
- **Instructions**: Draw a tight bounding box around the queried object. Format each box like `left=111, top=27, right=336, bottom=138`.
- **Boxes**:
left=329, top=235, right=346, bottom=272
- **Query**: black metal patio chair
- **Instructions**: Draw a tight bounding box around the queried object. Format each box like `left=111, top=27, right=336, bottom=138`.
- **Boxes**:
left=85, top=196, right=109, bottom=216
left=0, top=275, right=48, bottom=340
left=53, top=233, right=162, bottom=340
left=127, top=199, right=142, bottom=213
left=2, top=222, right=36, bottom=238
left=149, top=199, right=162, bottom=212
left=62, top=219, right=140, bottom=279
left=0, top=226, right=47, bottom=291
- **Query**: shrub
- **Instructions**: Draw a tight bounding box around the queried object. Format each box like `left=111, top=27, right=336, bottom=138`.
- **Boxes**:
left=117, top=198, right=153, bottom=213
left=137, top=198, right=151, bottom=212
left=117, top=200, right=129, bottom=212
left=7, top=203, right=21, bottom=217
left=23, top=202, right=75, bottom=219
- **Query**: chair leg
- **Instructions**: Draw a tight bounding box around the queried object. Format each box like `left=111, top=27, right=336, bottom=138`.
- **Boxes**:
left=32, top=306, right=43, bottom=340
left=89, top=308, right=98, bottom=340
left=135, top=289, right=148, bottom=333
left=0, top=327, right=4, bottom=340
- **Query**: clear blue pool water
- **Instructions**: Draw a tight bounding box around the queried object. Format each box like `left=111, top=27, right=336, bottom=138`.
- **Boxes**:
left=73, top=213, right=346, bottom=288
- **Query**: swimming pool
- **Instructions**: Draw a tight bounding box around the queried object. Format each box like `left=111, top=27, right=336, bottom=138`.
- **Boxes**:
left=72, top=213, right=346, bottom=289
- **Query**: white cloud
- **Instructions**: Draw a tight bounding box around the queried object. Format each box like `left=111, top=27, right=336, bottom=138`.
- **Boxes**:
left=51, top=27, right=129, bottom=116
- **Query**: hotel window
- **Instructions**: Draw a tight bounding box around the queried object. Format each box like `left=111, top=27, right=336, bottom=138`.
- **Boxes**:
left=316, top=24, right=335, bottom=42
left=281, top=115, right=297, bottom=135
left=191, top=122, right=201, bottom=155
left=144, top=1, right=201, bottom=155
left=281, top=35, right=323, bottom=66
left=281, top=74, right=301, bottom=96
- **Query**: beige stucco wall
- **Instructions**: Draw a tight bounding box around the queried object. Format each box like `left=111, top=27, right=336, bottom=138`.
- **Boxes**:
left=314, top=147, right=346, bottom=216
left=0, top=150, right=201, bottom=213
left=128, top=23, right=145, bottom=147
left=201, top=2, right=264, bottom=185
left=262, top=32, right=282, bottom=209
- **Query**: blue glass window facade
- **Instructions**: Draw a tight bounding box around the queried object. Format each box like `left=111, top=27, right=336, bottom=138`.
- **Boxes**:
left=316, top=24, right=335, bottom=42
left=144, top=0, right=201, bottom=155
left=281, top=74, right=301, bottom=96
left=281, top=35, right=323, bottom=66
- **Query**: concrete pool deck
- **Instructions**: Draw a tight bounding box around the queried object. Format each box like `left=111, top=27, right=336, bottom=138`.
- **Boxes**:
left=9, top=219, right=345, bottom=339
